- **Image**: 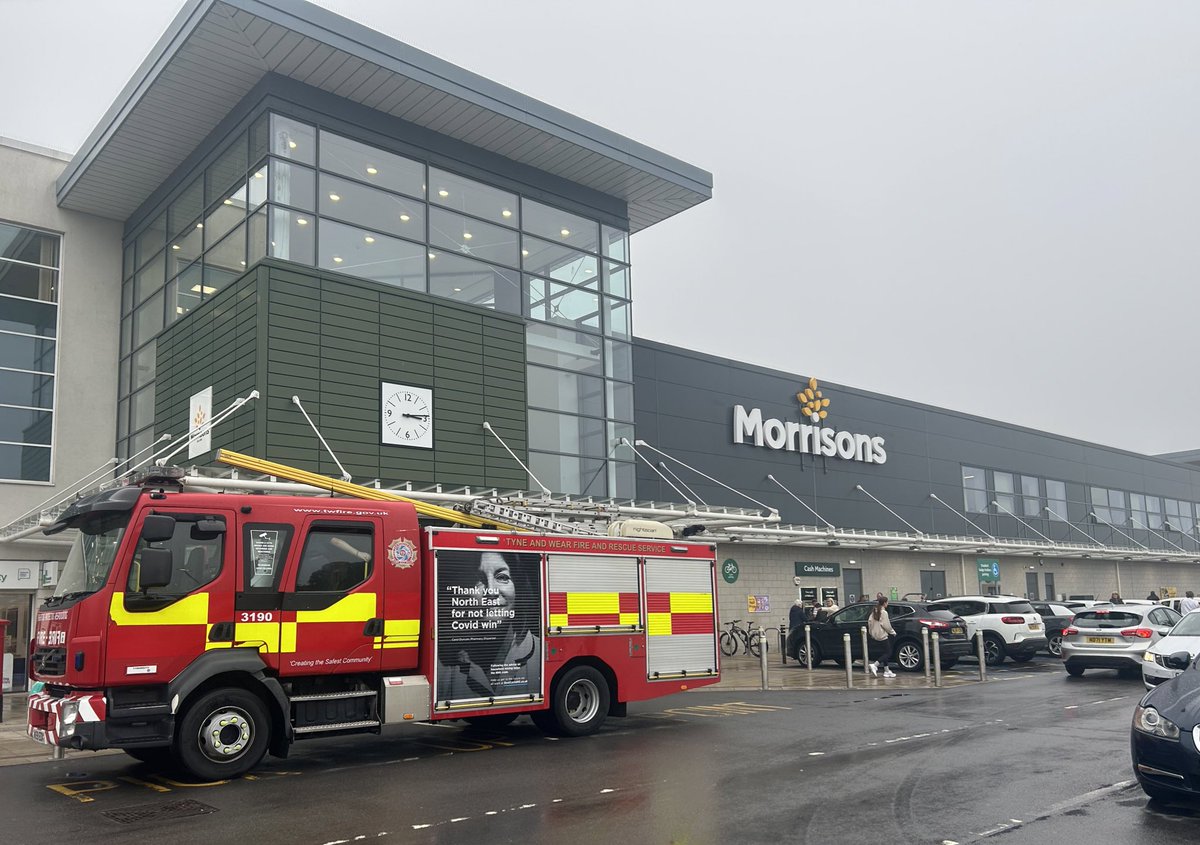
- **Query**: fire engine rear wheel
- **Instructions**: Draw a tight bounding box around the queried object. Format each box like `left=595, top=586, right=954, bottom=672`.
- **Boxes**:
left=549, top=666, right=610, bottom=737
left=175, top=688, right=270, bottom=781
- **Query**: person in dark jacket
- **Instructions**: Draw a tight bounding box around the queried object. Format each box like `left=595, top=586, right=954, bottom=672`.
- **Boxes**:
left=789, top=598, right=806, bottom=630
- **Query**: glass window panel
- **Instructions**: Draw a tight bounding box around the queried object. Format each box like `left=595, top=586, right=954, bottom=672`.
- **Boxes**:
left=130, top=383, right=155, bottom=433
left=529, top=451, right=606, bottom=497
left=128, top=427, right=155, bottom=461
left=0, top=332, right=54, bottom=373
left=603, top=260, right=629, bottom=298
left=522, top=235, right=597, bottom=285
left=249, top=113, right=270, bottom=163
left=206, top=133, right=248, bottom=204
left=429, top=208, right=518, bottom=267
left=167, top=219, right=203, bottom=274
left=427, top=251, right=519, bottom=312
left=528, top=410, right=607, bottom=458
left=605, top=340, right=632, bottom=381
left=168, top=177, right=204, bottom=239
left=602, top=225, right=628, bottom=262
left=611, top=460, right=635, bottom=499
left=526, top=323, right=603, bottom=376
left=204, top=181, right=249, bottom=248
left=122, top=279, right=133, bottom=316
left=119, top=356, right=130, bottom=397
left=131, top=344, right=156, bottom=391
left=320, top=174, right=425, bottom=240
left=203, top=263, right=241, bottom=295
left=123, top=243, right=135, bottom=281
left=170, top=263, right=203, bottom=321
left=1147, top=496, right=1163, bottom=529
left=317, top=219, right=426, bottom=292
left=0, top=223, right=59, bottom=268
left=271, top=115, right=316, bottom=165
left=270, top=208, right=315, bottom=265
left=117, top=397, right=129, bottom=441
left=0, top=260, right=57, bottom=302
left=319, top=130, right=424, bottom=198
left=962, top=467, right=987, bottom=514
left=0, top=406, right=52, bottom=445
left=1046, top=479, right=1067, bottom=520
left=0, top=295, right=56, bottom=337
left=0, top=443, right=51, bottom=482
left=120, top=316, right=131, bottom=357
left=527, top=365, right=604, bottom=416
left=429, top=167, right=517, bottom=227
left=135, top=250, right=165, bottom=305
left=133, top=290, right=164, bottom=348
left=0, top=369, right=54, bottom=409
left=248, top=208, right=267, bottom=267
left=135, top=213, right=166, bottom=269
left=271, top=160, right=316, bottom=211
left=607, top=380, right=633, bottom=422
left=605, top=297, right=631, bottom=339
left=1020, top=475, right=1040, bottom=517
left=526, top=278, right=600, bottom=331
left=248, top=163, right=268, bottom=209
left=608, top=422, right=635, bottom=459
left=522, top=198, right=599, bottom=254
left=207, top=222, right=247, bottom=277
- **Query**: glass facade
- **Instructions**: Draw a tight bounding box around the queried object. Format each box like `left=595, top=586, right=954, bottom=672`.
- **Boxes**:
left=0, top=222, right=59, bottom=482
left=119, top=112, right=635, bottom=497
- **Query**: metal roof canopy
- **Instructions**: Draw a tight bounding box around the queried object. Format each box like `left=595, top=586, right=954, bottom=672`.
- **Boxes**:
left=56, top=0, right=712, bottom=232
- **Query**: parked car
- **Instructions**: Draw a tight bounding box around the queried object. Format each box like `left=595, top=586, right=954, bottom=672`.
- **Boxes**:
left=1142, top=611, right=1200, bottom=689
left=926, top=595, right=1046, bottom=666
left=1131, top=652, right=1200, bottom=802
left=784, top=601, right=972, bottom=672
left=1061, top=604, right=1182, bottom=677
left=1030, top=601, right=1076, bottom=657
left=1156, top=597, right=1198, bottom=615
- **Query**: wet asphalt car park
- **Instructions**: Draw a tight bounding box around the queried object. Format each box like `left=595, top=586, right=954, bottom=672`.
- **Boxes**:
left=1, top=651, right=1198, bottom=845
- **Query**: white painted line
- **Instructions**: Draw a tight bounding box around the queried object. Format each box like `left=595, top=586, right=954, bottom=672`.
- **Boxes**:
left=450, top=817, right=468, bottom=823
left=807, top=752, right=825, bottom=756
left=600, top=788, right=615, bottom=794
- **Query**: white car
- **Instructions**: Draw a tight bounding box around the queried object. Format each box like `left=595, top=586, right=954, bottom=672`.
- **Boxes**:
left=1143, top=611, right=1200, bottom=689
left=927, top=595, right=1045, bottom=666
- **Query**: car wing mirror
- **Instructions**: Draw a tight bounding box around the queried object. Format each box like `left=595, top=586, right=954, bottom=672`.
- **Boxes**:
left=1165, top=650, right=1193, bottom=671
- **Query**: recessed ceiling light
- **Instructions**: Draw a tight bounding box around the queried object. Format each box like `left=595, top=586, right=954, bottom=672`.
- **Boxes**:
left=328, top=193, right=340, bottom=202
left=287, top=140, right=297, bottom=149
left=333, top=256, right=343, bottom=263
left=223, top=199, right=234, bottom=205
left=453, top=287, right=462, bottom=292
left=521, top=249, right=529, bottom=257
left=196, top=223, right=203, bottom=229
left=296, top=218, right=308, bottom=226
left=428, top=252, right=436, bottom=259
left=254, top=171, right=265, bottom=178
left=438, top=189, right=449, bottom=198
left=240, top=260, right=246, bottom=266
left=501, top=209, right=512, bottom=218
left=560, top=228, right=570, bottom=237
left=171, top=244, right=181, bottom=250
left=585, top=267, right=594, bottom=273
left=462, top=232, right=472, bottom=240
left=366, top=167, right=378, bottom=175
left=399, top=214, right=410, bottom=222
left=189, top=284, right=217, bottom=295
left=176, top=306, right=184, bottom=314
left=364, top=236, right=375, bottom=244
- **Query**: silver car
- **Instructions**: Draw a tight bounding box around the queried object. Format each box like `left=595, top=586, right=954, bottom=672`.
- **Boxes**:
left=1060, top=604, right=1182, bottom=677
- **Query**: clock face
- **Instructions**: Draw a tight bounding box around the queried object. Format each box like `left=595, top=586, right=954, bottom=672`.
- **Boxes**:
left=381, top=382, right=433, bottom=449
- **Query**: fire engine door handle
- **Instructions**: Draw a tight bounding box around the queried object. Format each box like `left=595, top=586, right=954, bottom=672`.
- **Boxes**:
left=363, top=618, right=384, bottom=637
left=208, top=622, right=235, bottom=643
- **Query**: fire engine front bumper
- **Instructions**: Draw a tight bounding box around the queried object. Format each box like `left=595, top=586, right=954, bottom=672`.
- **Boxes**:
left=27, top=690, right=108, bottom=750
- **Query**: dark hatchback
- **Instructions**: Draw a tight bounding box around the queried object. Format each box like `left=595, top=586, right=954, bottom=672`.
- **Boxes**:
left=1131, top=651, right=1200, bottom=803
left=785, top=601, right=972, bottom=672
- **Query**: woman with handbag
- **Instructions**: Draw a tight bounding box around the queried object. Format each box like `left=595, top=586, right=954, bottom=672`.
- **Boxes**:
left=867, top=596, right=897, bottom=678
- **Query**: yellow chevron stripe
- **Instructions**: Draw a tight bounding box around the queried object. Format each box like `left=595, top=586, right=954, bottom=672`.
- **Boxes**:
left=648, top=612, right=672, bottom=636
left=235, top=622, right=281, bottom=653
left=110, top=592, right=209, bottom=626
left=566, top=592, right=619, bottom=614
left=619, top=612, right=640, bottom=626
left=549, top=613, right=568, bottom=628
left=670, top=592, right=713, bottom=614
left=281, top=622, right=297, bottom=653
left=295, top=592, right=377, bottom=623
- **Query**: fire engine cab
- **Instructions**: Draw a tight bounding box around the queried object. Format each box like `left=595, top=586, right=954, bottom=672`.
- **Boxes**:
left=27, top=464, right=720, bottom=780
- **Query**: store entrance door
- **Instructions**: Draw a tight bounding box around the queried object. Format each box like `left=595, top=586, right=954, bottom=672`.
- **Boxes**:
left=920, top=570, right=947, bottom=600
left=0, top=593, right=32, bottom=692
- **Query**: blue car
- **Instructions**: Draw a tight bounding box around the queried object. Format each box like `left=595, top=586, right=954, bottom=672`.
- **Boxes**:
left=1131, top=650, right=1200, bottom=802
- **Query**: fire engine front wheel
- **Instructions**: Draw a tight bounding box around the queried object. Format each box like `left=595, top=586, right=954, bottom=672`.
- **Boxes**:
left=175, top=688, right=270, bottom=781
left=546, top=666, right=610, bottom=737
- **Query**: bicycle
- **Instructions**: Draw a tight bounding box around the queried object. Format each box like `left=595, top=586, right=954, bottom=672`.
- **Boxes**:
left=719, top=619, right=769, bottom=658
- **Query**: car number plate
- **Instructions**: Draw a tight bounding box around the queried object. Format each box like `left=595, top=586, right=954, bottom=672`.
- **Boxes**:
left=29, top=727, right=47, bottom=744
left=951, top=627, right=963, bottom=635
left=1086, top=636, right=1115, bottom=644
left=1029, top=623, right=1042, bottom=631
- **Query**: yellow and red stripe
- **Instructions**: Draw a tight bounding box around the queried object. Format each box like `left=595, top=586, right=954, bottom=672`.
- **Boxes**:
left=548, top=591, right=640, bottom=628
left=646, top=591, right=714, bottom=636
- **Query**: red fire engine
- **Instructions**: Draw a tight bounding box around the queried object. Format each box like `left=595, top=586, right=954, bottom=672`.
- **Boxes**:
left=26, top=460, right=720, bottom=780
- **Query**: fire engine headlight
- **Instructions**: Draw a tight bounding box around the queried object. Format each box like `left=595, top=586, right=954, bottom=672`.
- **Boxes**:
left=1134, top=705, right=1180, bottom=740
left=60, top=701, right=79, bottom=726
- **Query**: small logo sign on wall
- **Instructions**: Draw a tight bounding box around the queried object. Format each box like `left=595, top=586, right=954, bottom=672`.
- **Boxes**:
left=795, top=562, right=841, bottom=577
left=722, top=559, right=740, bottom=584
left=188, top=386, right=213, bottom=459
left=747, top=595, right=771, bottom=613
left=976, top=558, right=1000, bottom=583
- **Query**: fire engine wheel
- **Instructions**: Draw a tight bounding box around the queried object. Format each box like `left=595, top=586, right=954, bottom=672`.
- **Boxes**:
left=549, top=666, right=610, bottom=737
left=175, top=688, right=270, bottom=780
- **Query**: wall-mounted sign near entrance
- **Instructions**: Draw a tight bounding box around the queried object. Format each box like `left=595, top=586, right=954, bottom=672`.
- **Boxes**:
left=795, top=562, right=841, bottom=577
left=722, top=559, right=740, bottom=584
left=733, top=377, right=887, bottom=464
left=820, top=587, right=840, bottom=604
left=977, top=558, right=1000, bottom=583
left=800, top=586, right=818, bottom=604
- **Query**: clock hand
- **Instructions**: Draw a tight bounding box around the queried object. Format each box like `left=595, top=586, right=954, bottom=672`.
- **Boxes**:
left=402, top=413, right=431, bottom=420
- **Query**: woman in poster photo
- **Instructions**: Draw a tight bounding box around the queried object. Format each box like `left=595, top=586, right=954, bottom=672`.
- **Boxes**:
left=436, top=550, right=542, bottom=701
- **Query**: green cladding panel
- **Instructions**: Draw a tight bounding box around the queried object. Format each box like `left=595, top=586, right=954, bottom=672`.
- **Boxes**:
left=155, top=260, right=528, bottom=490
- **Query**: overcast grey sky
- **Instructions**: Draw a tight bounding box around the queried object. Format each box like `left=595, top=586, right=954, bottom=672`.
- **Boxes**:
left=3, top=0, right=1198, bottom=455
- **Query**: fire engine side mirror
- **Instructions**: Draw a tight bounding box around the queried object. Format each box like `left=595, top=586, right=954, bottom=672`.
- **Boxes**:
left=141, top=514, right=177, bottom=543
left=138, top=548, right=174, bottom=590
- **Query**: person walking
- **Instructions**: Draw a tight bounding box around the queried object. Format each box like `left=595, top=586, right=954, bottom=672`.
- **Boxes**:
left=1181, top=591, right=1200, bottom=614
left=1109, top=591, right=1123, bottom=604
left=789, top=598, right=806, bottom=631
left=867, top=596, right=897, bottom=678
left=1147, top=591, right=1161, bottom=602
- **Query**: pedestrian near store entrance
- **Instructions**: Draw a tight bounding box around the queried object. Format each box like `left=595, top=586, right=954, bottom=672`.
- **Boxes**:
left=867, top=597, right=896, bottom=678
left=1110, top=591, right=1123, bottom=604
left=1147, top=591, right=1161, bottom=602
left=789, top=599, right=806, bottom=630
left=1181, top=591, right=1200, bottom=614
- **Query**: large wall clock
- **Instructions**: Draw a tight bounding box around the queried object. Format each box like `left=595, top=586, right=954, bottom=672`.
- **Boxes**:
left=381, top=382, right=433, bottom=449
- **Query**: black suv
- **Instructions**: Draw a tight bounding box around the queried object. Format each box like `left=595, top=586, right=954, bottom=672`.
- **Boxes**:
left=785, top=601, right=972, bottom=672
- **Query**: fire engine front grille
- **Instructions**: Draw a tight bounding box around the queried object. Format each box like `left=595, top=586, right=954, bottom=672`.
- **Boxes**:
left=33, top=647, right=66, bottom=676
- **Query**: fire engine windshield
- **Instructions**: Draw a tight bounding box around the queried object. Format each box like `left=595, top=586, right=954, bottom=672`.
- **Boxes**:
left=52, top=511, right=130, bottom=599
